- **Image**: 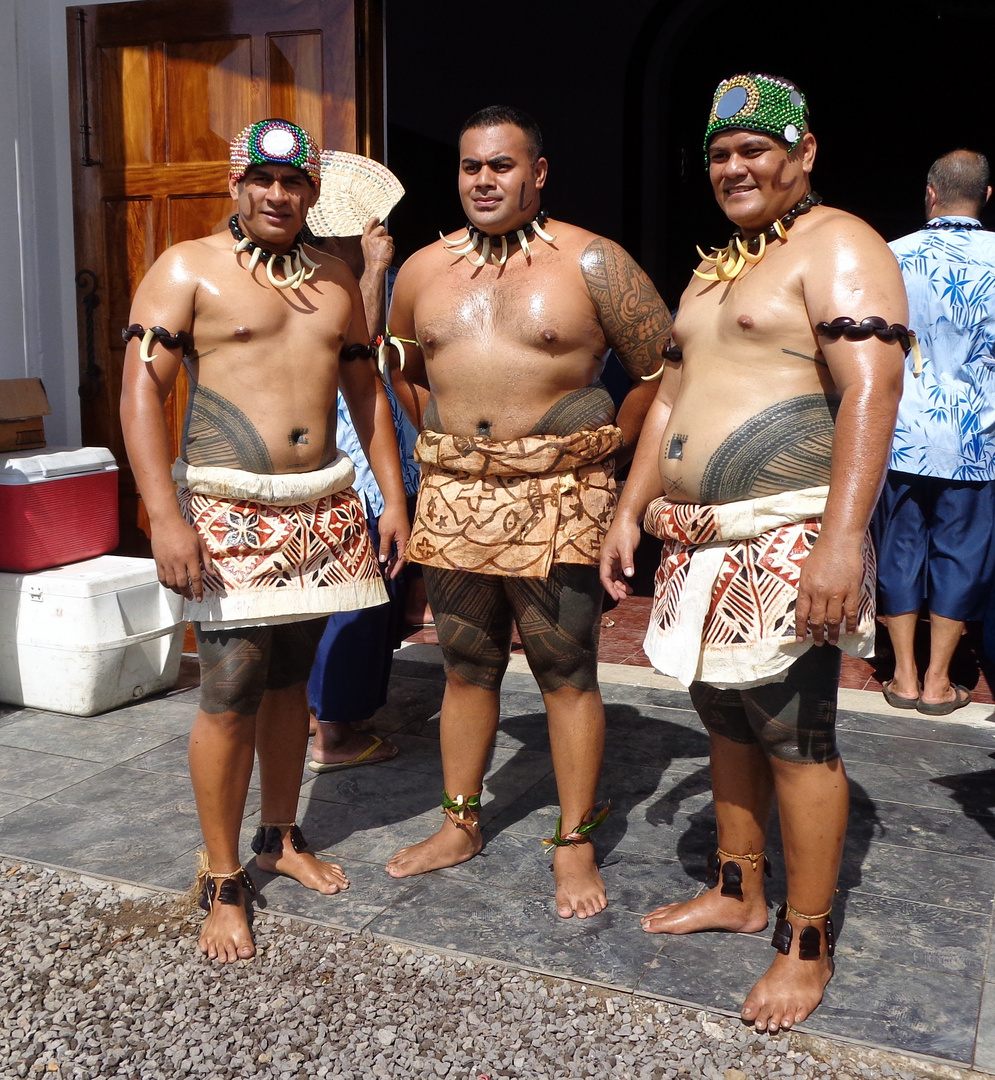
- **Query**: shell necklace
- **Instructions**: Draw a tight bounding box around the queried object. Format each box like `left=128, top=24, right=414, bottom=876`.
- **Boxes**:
left=441, top=210, right=556, bottom=267
left=694, top=192, right=822, bottom=282
left=228, top=215, right=320, bottom=290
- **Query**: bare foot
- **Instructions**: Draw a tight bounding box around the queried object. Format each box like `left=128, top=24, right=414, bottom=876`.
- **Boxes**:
left=641, top=885, right=769, bottom=935
left=553, top=843, right=607, bottom=919
left=386, top=819, right=482, bottom=878
left=255, top=848, right=350, bottom=894
left=198, top=883, right=255, bottom=963
left=740, top=944, right=834, bottom=1033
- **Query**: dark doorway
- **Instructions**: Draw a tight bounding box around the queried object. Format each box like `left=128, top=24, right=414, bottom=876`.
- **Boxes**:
left=385, top=0, right=995, bottom=309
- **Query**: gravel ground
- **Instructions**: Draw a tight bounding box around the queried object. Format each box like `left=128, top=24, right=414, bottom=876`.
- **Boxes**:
left=1, top=858, right=987, bottom=1080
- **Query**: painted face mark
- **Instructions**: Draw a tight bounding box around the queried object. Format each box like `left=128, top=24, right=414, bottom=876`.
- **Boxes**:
left=667, top=434, right=687, bottom=460
left=289, top=427, right=309, bottom=446
left=518, top=182, right=528, bottom=211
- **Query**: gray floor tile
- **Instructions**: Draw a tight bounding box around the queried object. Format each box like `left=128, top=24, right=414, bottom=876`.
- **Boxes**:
left=0, top=745, right=110, bottom=799
left=46, top=764, right=199, bottom=814
left=834, top=892, right=988, bottom=979
left=96, top=696, right=198, bottom=735
left=0, top=792, right=204, bottom=881
left=369, top=674, right=445, bottom=735
left=840, top=840, right=995, bottom=914
left=806, top=958, right=981, bottom=1064
left=848, top=796, right=995, bottom=859
left=0, top=705, right=38, bottom=728
left=365, top=732, right=442, bottom=776
left=636, top=927, right=771, bottom=1014
left=845, top=756, right=995, bottom=816
left=975, top=981, right=995, bottom=1073
left=252, top=857, right=421, bottom=933
left=839, top=728, right=995, bottom=776
left=295, top=795, right=442, bottom=865
left=0, top=791, right=33, bottom=816
left=367, top=874, right=659, bottom=989
left=126, top=736, right=191, bottom=778
left=0, top=711, right=173, bottom=763
left=838, top=708, right=995, bottom=748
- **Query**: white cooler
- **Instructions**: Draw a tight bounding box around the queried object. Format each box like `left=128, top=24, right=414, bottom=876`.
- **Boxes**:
left=0, top=555, right=186, bottom=716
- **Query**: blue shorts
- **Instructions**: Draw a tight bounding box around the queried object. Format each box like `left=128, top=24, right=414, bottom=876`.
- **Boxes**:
left=872, top=471, right=995, bottom=621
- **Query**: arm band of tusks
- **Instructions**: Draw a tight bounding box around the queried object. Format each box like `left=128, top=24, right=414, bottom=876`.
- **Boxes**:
left=122, top=323, right=192, bottom=363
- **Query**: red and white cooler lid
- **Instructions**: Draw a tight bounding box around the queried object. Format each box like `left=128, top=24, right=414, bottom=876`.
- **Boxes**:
left=0, top=446, right=117, bottom=485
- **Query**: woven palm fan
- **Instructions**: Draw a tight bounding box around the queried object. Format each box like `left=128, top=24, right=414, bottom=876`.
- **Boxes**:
left=306, top=150, right=405, bottom=237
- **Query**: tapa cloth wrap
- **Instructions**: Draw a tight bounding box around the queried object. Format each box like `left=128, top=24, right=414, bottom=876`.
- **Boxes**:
left=406, top=425, right=623, bottom=577
left=642, top=486, right=876, bottom=689
left=173, top=451, right=387, bottom=629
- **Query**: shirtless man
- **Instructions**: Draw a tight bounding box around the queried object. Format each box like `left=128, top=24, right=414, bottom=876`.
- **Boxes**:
left=120, top=119, right=408, bottom=962
left=384, top=105, right=671, bottom=918
left=601, top=75, right=908, bottom=1028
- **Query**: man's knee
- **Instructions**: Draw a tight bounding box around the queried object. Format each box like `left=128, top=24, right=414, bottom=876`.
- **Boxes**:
left=440, top=634, right=510, bottom=691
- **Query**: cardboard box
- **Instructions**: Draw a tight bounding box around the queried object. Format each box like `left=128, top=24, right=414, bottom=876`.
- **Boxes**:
left=0, top=378, right=50, bottom=451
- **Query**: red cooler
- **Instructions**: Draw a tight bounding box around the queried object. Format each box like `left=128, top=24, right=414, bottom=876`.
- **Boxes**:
left=0, top=447, right=119, bottom=572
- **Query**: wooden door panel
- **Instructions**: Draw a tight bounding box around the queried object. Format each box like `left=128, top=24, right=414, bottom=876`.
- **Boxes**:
left=98, top=46, right=153, bottom=166
left=269, top=33, right=323, bottom=137
left=165, top=39, right=253, bottom=161
left=168, top=195, right=233, bottom=245
left=68, top=0, right=382, bottom=555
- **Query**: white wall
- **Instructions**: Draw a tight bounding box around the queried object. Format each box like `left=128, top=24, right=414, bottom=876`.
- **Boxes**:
left=2, top=0, right=132, bottom=447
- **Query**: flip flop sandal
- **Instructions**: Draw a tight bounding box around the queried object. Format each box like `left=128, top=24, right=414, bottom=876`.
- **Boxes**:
left=881, top=680, right=919, bottom=709
left=307, top=733, right=398, bottom=773
left=916, top=685, right=971, bottom=715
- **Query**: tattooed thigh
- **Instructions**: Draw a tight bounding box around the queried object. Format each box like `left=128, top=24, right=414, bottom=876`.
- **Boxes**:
left=699, top=395, right=836, bottom=503
left=195, top=624, right=271, bottom=715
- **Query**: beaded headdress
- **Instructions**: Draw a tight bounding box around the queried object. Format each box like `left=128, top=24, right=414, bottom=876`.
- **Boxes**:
left=229, top=119, right=321, bottom=186
left=703, top=74, right=808, bottom=165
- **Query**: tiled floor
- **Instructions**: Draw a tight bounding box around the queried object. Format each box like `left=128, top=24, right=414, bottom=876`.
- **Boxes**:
left=1, top=649, right=993, bottom=1072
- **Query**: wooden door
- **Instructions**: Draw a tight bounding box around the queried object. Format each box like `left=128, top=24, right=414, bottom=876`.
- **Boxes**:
left=67, top=0, right=384, bottom=554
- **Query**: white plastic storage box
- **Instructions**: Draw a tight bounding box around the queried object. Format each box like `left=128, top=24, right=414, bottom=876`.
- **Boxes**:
left=0, top=555, right=186, bottom=716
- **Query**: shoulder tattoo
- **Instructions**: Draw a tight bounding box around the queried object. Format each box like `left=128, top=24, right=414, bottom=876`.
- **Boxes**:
left=580, top=238, right=673, bottom=380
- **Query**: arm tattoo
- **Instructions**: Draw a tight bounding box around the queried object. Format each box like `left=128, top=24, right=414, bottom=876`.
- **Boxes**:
left=581, top=238, right=673, bottom=381
left=699, top=395, right=837, bottom=503
left=182, top=383, right=274, bottom=472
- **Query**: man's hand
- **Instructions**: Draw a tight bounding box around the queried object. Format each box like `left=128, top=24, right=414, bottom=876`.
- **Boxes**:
left=794, top=537, right=862, bottom=646
left=150, top=516, right=214, bottom=601
left=361, top=216, right=394, bottom=273
left=599, top=517, right=642, bottom=602
left=376, top=501, right=411, bottom=581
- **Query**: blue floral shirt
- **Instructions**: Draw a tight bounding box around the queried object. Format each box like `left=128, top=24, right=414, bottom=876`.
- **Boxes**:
left=888, top=217, right=995, bottom=480
left=336, top=384, right=420, bottom=518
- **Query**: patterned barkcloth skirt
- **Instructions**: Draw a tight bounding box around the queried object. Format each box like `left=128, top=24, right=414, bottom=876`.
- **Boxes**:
left=406, top=425, right=623, bottom=578
left=642, top=486, right=876, bottom=689
left=173, top=453, right=387, bottom=630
